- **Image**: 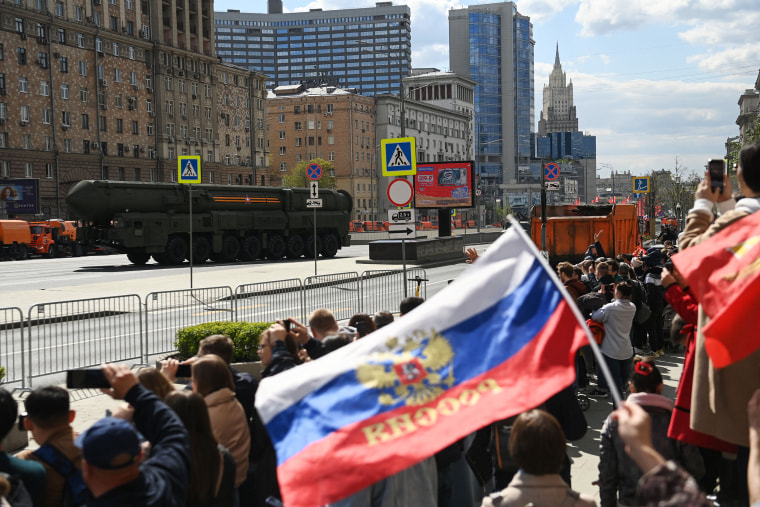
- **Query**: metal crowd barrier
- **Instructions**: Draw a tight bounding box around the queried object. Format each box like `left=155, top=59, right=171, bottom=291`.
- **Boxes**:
left=144, top=286, right=234, bottom=361
left=234, top=278, right=305, bottom=325
left=0, top=307, right=26, bottom=387
left=26, top=296, right=142, bottom=386
left=359, top=268, right=428, bottom=314
left=1, top=270, right=427, bottom=389
left=304, top=272, right=360, bottom=322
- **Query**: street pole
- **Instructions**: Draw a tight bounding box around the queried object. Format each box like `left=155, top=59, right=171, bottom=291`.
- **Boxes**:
left=541, top=159, right=547, bottom=251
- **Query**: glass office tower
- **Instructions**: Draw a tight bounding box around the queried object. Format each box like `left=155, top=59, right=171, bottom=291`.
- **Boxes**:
left=214, top=2, right=411, bottom=96
left=449, top=2, right=535, bottom=200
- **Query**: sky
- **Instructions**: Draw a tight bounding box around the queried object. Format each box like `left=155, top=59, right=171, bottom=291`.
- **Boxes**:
left=215, top=0, right=760, bottom=178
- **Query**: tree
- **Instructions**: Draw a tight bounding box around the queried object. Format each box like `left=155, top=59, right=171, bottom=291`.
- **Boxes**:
left=281, top=158, right=338, bottom=189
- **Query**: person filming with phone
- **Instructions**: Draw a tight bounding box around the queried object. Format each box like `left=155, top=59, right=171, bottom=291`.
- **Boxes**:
left=680, top=141, right=760, bottom=248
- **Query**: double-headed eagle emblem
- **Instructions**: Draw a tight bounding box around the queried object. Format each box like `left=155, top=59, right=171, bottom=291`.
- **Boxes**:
left=356, top=329, right=455, bottom=406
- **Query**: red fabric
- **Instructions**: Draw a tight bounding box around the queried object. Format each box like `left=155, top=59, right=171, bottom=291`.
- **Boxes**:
left=672, top=212, right=760, bottom=368
left=664, top=286, right=737, bottom=452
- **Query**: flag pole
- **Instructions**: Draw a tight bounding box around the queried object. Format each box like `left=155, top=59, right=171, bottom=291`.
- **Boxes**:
left=506, top=216, right=624, bottom=407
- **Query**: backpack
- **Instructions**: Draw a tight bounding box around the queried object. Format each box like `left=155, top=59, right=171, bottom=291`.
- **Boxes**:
left=586, top=319, right=605, bottom=345
left=0, top=472, right=33, bottom=507
left=490, top=414, right=519, bottom=480
left=32, top=444, right=92, bottom=507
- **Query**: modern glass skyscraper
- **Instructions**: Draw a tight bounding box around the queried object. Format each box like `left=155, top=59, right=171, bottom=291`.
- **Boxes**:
left=449, top=2, right=535, bottom=201
left=214, top=2, right=411, bottom=96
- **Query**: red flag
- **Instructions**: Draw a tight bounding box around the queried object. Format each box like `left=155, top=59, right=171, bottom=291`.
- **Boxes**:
left=672, top=212, right=760, bottom=367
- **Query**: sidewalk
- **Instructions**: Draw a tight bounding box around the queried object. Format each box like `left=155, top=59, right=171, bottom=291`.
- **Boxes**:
left=569, top=350, right=684, bottom=502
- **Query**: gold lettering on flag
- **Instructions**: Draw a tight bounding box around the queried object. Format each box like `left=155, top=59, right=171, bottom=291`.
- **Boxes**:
left=361, top=379, right=503, bottom=446
left=727, top=236, right=760, bottom=257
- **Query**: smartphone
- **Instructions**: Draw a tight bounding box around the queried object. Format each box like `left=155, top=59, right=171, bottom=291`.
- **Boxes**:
left=708, top=159, right=725, bottom=192
left=17, top=412, right=27, bottom=432
left=66, top=368, right=110, bottom=389
left=175, top=363, right=192, bottom=378
left=283, top=318, right=292, bottom=333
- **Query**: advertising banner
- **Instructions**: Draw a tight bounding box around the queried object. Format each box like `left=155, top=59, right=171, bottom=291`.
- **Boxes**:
left=413, top=161, right=474, bottom=209
left=1, top=178, right=40, bottom=215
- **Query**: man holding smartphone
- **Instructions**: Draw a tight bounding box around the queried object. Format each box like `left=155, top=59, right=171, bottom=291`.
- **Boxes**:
left=678, top=141, right=760, bottom=502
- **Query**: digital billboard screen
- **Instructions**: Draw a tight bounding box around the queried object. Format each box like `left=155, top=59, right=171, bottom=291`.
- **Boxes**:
left=0, top=178, right=40, bottom=215
left=413, top=161, right=474, bottom=208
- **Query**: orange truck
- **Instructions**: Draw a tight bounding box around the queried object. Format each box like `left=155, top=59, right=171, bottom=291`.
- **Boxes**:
left=0, top=220, right=33, bottom=260
left=530, top=204, right=642, bottom=264
left=29, top=220, right=84, bottom=257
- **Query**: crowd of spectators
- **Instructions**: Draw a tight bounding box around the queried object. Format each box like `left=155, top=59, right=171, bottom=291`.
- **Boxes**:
left=2, top=141, right=760, bottom=506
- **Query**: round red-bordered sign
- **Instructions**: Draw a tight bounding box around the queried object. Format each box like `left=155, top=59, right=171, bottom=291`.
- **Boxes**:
left=306, top=163, right=323, bottom=180
left=387, top=178, right=414, bottom=207
left=544, top=163, right=559, bottom=181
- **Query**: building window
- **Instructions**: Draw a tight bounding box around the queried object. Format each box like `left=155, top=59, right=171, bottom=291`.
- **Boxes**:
left=59, top=57, right=68, bottom=73
left=20, top=105, right=30, bottom=123
left=38, top=52, right=47, bottom=68
left=25, top=162, right=33, bottom=177
left=17, top=48, right=26, bottom=65
left=279, top=114, right=285, bottom=123
left=42, top=108, right=51, bottom=124
left=279, top=146, right=286, bottom=155
left=61, top=84, right=69, bottom=99
left=82, top=113, right=89, bottom=129
left=280, top=162, right=287, bottom=172
left=57, top=28, right=65, bottom=43
left=46, top=163, right=54, bottom=178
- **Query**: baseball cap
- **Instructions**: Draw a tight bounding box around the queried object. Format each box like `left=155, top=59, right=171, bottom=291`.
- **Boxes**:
left=75, top=417, right=141, bottom=469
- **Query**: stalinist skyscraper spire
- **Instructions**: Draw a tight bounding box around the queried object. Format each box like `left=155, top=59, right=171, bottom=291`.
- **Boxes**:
left=538, top=43, right=579, bottom=135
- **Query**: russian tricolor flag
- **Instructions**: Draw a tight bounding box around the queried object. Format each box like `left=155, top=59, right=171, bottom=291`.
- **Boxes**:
left=255, top=221, right=591, bottom=506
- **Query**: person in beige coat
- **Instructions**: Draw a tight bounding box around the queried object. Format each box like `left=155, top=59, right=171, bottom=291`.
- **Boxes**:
left=678, top=141, right=760, bottom=448
left=481, top=410, right=596, bottom=507
left=192, top=355, right=251, bottom=488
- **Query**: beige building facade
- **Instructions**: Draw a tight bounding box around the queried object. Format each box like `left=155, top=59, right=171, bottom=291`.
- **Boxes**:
left=0, top=0, right=268, bottom=218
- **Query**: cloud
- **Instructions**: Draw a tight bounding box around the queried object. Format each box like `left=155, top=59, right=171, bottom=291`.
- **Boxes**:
left=599, top=54, right=610, bottom=65
left=567, top=72, right=744, bottom=172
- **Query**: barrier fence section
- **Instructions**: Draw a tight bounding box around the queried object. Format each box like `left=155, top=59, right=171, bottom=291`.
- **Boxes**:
left=0, top=307, right=26, bottom=387
left=303, top=272, right=360, bottom=322
left=26, top=296, right=143, bottom=385
left=233, top=279, right=304, bottom=324
left=359, top=268, right=428, bottom=314
left=144, top=286, right=234, bottom=361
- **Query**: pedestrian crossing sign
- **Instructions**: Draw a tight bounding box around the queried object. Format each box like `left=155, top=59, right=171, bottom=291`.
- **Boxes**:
left=381, top=137, right=417, bottom=176
left=178, top=156, right=201, bottom=184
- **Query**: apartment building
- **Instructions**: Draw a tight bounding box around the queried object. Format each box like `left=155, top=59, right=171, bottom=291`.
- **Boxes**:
left=267, top=84, right=376, bottom=220
left=0, top=0, right=268, bottom=218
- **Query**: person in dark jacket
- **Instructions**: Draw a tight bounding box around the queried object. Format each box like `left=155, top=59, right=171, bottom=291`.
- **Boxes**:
left=76, top=363, right=190, bottom=507
left=259, top=322, right=298, bottom=378
left=557, top=262, right=587, bottom=301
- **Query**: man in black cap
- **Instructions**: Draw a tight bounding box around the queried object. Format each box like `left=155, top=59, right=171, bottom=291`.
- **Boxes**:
left=76, top=364, right=189, bottom=507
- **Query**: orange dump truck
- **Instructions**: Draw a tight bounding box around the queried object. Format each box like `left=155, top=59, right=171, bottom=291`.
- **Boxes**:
left=530, top=204, right=642, bottom=264
left=0, top=220, right=33, bottom=260
left=29, top=220, right=84, bottom=257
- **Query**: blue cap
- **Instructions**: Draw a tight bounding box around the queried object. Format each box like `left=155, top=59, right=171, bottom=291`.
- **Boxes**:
left=75, top=417, right=140, bottom=469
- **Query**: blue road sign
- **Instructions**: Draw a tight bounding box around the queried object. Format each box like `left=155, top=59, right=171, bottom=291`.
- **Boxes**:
left=306, top=163, right=323, bottom=180
left=381, top=137, right=417, bottom=176
left=178, top=156, right=201, bottom=184
left=633, top=177, right=650, bottom=193
left=544, top=162, right=559, bottom=181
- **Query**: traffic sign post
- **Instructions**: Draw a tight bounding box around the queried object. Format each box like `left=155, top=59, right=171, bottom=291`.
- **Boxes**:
left=633, top=177, right=650, bottom=193
left=388, top=224, right=416, bottom=239
left=305, top=162, right=323, bottom=274
left=545, top=181, right=560, bottom=191
left=306, top=163, right=323, bottom=180
left=381, top=137, right=417, bottom=176
left=387, top=178, right=414, bottom=207
left=544, top=162, right=559, bottom=181
left=178, top=156, right=202, bottom=288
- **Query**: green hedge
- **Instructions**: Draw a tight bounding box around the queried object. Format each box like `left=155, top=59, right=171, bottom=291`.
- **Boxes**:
left=174, top=321, right=272, bottom=362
